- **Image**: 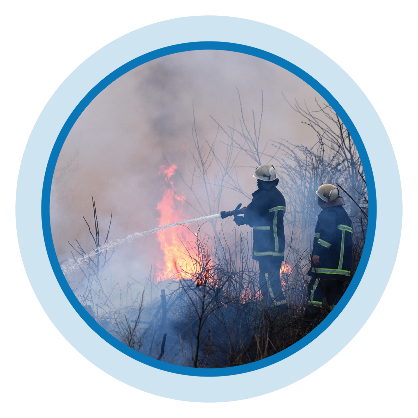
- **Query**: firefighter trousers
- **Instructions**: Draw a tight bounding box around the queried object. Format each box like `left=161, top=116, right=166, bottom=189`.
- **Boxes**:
left=307, top=275, right=350, bottom=309
left=258, top=257, right=286, bottom=306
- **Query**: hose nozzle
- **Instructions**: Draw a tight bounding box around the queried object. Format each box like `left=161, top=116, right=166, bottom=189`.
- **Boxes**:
left=220, top=203, right=244, bottom=219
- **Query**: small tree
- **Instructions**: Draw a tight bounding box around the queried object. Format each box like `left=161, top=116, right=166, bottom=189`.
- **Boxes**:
left=67, top=197, right=114, bottom=318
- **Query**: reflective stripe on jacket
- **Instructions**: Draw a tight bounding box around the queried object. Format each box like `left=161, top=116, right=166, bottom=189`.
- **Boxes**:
left=310, top=205, right=353, bottom=277
left=243, top=187, right=286, bottom=259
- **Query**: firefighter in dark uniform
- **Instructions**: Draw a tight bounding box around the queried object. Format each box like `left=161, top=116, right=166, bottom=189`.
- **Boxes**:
left=233, top=165, right=286, bottom=307
left=307, top=184, right=353, bottom=314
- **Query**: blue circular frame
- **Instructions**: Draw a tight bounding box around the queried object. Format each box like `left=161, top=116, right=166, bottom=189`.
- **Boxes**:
left=17, top=16, right=401, bottom=402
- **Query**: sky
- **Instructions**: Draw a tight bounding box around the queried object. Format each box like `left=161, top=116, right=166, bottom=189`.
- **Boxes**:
left=51, top=49, right=332, bottom=291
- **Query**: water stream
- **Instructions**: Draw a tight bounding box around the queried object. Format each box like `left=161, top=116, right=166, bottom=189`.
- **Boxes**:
left=61, top=213, right=221, bottom=276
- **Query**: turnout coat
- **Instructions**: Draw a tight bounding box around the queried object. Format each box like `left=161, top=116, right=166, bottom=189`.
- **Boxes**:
left=243, top=187, right=286, bottom=260
left=310, top=205, right=353, bottom=277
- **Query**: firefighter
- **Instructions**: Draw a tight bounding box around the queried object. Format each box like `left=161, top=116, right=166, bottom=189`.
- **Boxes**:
left=233, top=165, right=286, bottom=307
left=306, top=184, right=353, bottom=316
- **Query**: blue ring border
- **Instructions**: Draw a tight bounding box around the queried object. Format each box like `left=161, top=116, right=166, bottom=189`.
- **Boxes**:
left=16, top=16, right=402, bottom=403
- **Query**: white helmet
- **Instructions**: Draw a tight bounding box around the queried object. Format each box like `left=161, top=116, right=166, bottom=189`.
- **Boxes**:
left=316, top=184, right=339, bottom=202
left=253, top=165, right=277, bottom=182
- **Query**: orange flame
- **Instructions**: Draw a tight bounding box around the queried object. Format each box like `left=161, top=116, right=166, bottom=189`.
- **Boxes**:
left=280, top=262, right=292, bottom=277
left=279, top=262, right=293, bottom=293
left=196, top=262, right=210, bottom=288
left=240, top=289, right=262, bottom=304
left=156, top=165, right=195, bottom=281
left=162, top=165, right=177, bottom=181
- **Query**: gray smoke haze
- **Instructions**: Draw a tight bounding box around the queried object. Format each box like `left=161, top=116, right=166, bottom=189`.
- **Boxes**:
left=51, top=50, right=327, bottom=292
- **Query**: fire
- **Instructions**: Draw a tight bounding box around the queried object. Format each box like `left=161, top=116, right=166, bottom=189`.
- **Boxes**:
left=195, top=253, right=211, bottom=287
left=280, top=261, right=292, bottom=288
left=156, top=164, right=196, bottom=281
left=280, top=262, right=292, bottom=277
left=240, top=289, right=262, bottom=304
left=162, top=165, right=177, bottom=181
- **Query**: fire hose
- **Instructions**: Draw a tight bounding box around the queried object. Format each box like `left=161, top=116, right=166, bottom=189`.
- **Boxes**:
left=61, top=204, right=246, bottom=276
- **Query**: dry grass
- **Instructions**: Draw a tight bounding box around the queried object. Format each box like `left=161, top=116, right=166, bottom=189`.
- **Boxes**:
left=89, top=224, right=362, bottom=367
left=113, top=291, right=145, bottom=352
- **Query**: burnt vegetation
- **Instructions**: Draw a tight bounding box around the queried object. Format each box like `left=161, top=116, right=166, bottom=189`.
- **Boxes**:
left=65, top=96, right=368, bottom=367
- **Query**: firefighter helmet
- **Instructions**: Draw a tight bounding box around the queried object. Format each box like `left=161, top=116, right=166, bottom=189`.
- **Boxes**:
left=316, top=184, right=339, bottom=202
left=253, top=165, right=277, bottom=181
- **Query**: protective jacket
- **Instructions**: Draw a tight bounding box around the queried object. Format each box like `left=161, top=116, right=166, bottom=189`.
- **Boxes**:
left=243, top=187, right=286, bottom=260
left=309, top=205, right=353, bottom=277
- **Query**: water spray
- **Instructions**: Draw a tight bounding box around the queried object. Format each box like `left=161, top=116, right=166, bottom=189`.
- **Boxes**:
left=61, top=214, right=221, bottom=275
left=61, top=204, right=245, bottom=276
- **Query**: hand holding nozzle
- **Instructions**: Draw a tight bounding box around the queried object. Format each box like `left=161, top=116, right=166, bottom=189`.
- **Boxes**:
left=233, top=213, right=246, bottom=226
left=220, top=203, right=246, bottom=219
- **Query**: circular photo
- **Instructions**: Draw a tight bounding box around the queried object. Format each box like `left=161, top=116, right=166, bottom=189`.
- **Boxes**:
left=48, top=49, right=370, bottom=369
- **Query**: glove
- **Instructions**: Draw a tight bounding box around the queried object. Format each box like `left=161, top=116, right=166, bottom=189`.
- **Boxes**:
left=233, top=215, right=246, bottom=226
left=312, top=255, right=321, bottom=265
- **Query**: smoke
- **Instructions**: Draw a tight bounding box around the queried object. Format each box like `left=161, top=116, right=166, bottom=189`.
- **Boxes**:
left=50, top=49, right=327, bottom=299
